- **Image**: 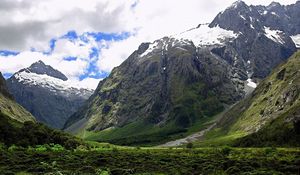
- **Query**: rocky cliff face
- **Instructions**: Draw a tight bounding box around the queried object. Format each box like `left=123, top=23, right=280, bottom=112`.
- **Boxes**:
left=0, top=72, right=35, bottom=123
left=6, top=61, right=93, bottom=129
left=209, top=51, right=300, bottom=146
left=64, top=1, right=299, bottom=144
left=211, top=1, right=300, bottom=36
left=209, top=0, right=297, bottom=78
left=66, top=37, right=243, bottom=132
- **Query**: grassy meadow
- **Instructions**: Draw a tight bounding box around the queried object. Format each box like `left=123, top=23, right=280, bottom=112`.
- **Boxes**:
left=0, top=142, right=299, bottom=175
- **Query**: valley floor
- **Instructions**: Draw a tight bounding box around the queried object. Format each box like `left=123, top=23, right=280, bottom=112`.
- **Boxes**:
left=158, top=123, right=216, bottom=147
left=159, top=104, right=235, bottom=147
left=1, top=146, right=299, bottom=175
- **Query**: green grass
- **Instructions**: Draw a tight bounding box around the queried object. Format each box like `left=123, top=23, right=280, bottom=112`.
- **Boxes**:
left=82, top=121, right=186, bottom=146
left=81, top=113, right=220, bottom=146
left=1, top=146, right=299, bottom=175
left=194, top=131, right=247, bottom=147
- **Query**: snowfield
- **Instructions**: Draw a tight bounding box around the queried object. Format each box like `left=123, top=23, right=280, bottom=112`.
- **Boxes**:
left=14, top=71, right=94, bottom=95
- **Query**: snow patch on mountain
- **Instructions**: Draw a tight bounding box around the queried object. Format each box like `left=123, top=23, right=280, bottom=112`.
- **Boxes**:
left=246, top=79, right=257, bottom=88
left=173, top=24, right=238, bottom=46
left=140, top=41, right=159, bottom=57
left=228, top=0, right=243, bottom=9
left=264, top=27, right=285, bottom=44
left=291, top=34, right=300, bottom=48
left=15, top=71, right=94, bottom=93
left=239, top=14, right=246, bottom=20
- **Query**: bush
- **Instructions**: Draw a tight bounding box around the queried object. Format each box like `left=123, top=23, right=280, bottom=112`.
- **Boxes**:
left=112, top=147, right=119, bottom=153
left=186, top=142, right=193, bottom=149
left=96, top=169, right=111, bottom=175
left=50, top=144, right=65, bottom=152
left=8, top=144, right=19, bottom=152
left=75, top=145, right=88, bottom=152
left=0, top=143, right=5, bottom=150
left=35, top=145, right=48, bottom=152
left=264, top=147, right=277, bottom=155
left=221, top=146, right=232, bottom=155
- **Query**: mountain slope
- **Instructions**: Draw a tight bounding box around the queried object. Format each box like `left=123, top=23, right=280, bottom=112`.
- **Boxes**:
left=0, top=72, right=35, bottom=123
left=6, top=61, right=93, bottom=129
left=0, top=72, right=82, bottom=148
left=65, top=1, right=298, bottom=145
left=200, top=51, right=300, bottom=147
left=65, top=38, right=243, bottom=144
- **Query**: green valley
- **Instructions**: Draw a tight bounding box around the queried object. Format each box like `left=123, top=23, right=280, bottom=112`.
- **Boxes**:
left=1, top=1, right=300, bottom=174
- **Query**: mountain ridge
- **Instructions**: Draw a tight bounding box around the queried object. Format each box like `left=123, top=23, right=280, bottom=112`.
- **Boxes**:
left=7, top=61, right=93, bottom=129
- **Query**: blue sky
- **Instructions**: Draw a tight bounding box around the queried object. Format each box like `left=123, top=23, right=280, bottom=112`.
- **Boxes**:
left=1, top=31, right=130, bottom=81
left=57, top=31, right=131, bottom=80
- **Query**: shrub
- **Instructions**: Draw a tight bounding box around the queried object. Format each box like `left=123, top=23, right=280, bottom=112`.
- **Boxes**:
left=35, top=145, right=48, bottom=152
left=264, top=147, right=277, bottom=155
left=0, top=142, right=5, bottom=150
left=75, top=145, right=88, bottom=152
left=221, top=146, right=232, bottom=155
left=8, top=144, right=19, bottom=152
left=225, top=166, right=241, bottom=175
left=112, top=147, right=119, bottom=153
left=51, top=144, right=65, bottom=152
left=186, top=142, right=193, bottom=149
left=96, top=169, right=111, bottom=175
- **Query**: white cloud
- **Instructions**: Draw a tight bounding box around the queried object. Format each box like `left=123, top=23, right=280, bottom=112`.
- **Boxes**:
left=0, top=0, right=136, bottom=51
left=76, top=77, right=102, bottom=90
left=0, top=35, right=98, bottom=85
left=0, top=51, right=47, bottom=73
left=98, top=36, right=141, bottom=72
left=52, top=35, right=98, bottom=59
left=1, top=0, right=296, bottom=51
left=0, top=0, right=298, bottom=88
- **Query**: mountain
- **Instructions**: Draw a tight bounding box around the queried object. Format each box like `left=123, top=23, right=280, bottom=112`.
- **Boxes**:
left=0, top=72, right=35, bottom=123
left=202, top=51, right=300, bottom=147
left=210, top=1, right=300, bottom=49
left=6, top=61, right=93, bottom=129
left=64, top=1, right=299, bottom=145
left=0, top=72, right=82, bottom=148
left=209, top=0, right=297, bottom=78
left=210, top=1, right=300, bottom=36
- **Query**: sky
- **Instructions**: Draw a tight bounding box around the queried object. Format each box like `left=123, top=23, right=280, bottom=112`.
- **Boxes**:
left=0, top=0, right=298, bottom=89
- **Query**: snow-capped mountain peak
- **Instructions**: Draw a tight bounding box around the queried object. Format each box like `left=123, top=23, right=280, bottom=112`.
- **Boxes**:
left=11, top=61, right=94, bottom=97
left=22, top=60, right=68, bottom=81
left=229, top=0, right=248, bottom=9
left=7, top=61, right=94, bottom=129
left=172, top=24, right=238, bottom=47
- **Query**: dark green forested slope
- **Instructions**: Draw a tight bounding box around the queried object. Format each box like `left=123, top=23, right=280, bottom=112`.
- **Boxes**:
left=0, top=112, right=82, bottom=149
